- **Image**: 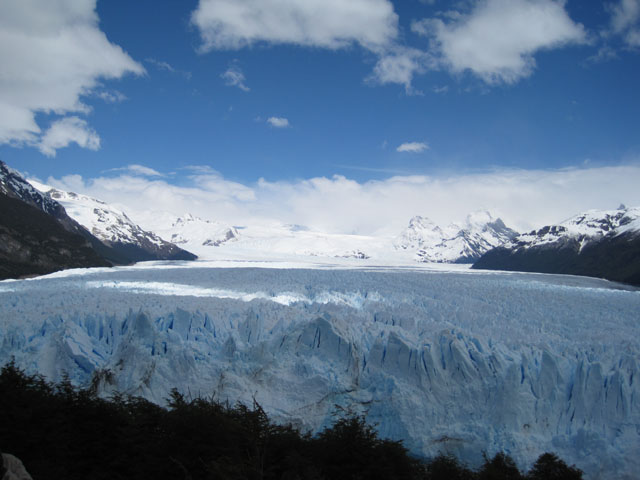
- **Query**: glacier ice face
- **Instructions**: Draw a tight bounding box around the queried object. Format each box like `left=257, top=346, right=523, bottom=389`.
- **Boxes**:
left=0, top=265, right=639, bottom=479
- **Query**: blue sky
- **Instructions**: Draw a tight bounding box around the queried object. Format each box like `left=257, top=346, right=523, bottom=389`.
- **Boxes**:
left=1, top=0, right=640, bottom=233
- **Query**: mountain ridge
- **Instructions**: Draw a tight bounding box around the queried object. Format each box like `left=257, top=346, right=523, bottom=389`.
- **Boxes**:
left=395, top=211, right=519, bottom=263
left=1, top=160, right=115, bottom=279
left=28, top=181, right=197, bottom=262
left=1, top=160, right=196, bottom=280
left=473, top=205, right=640, bottom=286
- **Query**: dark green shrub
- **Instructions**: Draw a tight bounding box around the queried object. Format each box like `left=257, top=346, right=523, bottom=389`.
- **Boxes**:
left=423, top=453, right=475, bottom=480
left=0, top=362, right=587, bottom=480
left=527, top=453, right=583, bottom=480
left=478, top=452, right=523, bottom=480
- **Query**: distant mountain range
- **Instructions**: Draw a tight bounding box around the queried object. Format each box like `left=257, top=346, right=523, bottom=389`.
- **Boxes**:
left=146, top=213, right=240, bottom=253
left=395, top=211, right=519, bottom=263
left=3, top=159, right=639, bottom=286
left=473, top=206, right=640, bottom=286
left=129, top=210, right=518, bottom=264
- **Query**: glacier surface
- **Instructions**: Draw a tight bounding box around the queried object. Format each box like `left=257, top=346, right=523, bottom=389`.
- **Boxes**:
left=1, top=263, right=639, bottom=479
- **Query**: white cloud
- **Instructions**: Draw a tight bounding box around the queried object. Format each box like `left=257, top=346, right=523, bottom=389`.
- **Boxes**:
left=38, top=116, right=100, bottom=157
left=267, top=117, right=290, bottom=128
left=628, top=29, right=640, bottom=45
left=95, top=90, right=128, bottom=103
left=0, top=0, right=144, bottom=149
left=107, top=164, right=165, bottom=177
left=191, top=0, right=398, bottom=51
left=609, top=0, right=640, bottom=47
left=145, top=58, right=176, bottom=72
left=611, top=0, right=640, bottom=32
left=397, top=142, right=429, bottom=153
left=145, top=58, right=192, bottom=79
left=585, top=45, right=619, bottom=64
left=190, top=0, right=590, bottom=91
left=191, top=0, right=425, bottom=91
left=412, top=0, right=587, bottom=84
left=369, top=48, right=433, bottom=93
left=221, top=64, right=250, bottom=91
left=181, top=165, right=221, bottom=174
left=45, top=164, right=640, bottom=237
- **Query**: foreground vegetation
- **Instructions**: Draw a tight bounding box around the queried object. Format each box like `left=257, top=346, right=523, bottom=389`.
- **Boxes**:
left=0, top=362, right=583, bottom=479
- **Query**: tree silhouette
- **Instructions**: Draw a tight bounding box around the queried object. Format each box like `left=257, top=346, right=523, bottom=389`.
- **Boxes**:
left=528, top=453, right=583, bottom=480
left=478, top=452, right=523, bottom=480
left=0, top=362, right=588, bottom=480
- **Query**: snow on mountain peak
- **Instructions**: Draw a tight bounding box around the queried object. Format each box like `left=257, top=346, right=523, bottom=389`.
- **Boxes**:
left=396, top=211, right=518, bottom=263
left=513, top=205, right=640, bottom=249
left=408, top=215, right=437, bottom=229
left=172, top=213, right=205, bottom=227
left=0, top=161, right=63, bottom=217
left=23, top=180, right=196, bottom=261
left=151, top=214, right=239, bottom=252
left=618, top=206, right=640, bottom=234
left=28, top=182, right=145, bottom=245
left=396, top=216, right=444, bottom=251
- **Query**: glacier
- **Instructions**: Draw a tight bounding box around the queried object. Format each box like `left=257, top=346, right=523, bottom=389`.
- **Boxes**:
left=0, top=263, right=639, bottom=479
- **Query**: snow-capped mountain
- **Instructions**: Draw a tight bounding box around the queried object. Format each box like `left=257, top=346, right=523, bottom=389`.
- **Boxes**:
left=133, top=211, right=517, bottom=264
left=396, top=211, right=519, bottom=263
left=205, top=222, right=384, bottom=260
left=1, top=265, right=638, bottom=479
left=141, top=213, right=239, bottom=256
left=138, top=216, right=393, bottom=262
left=1, top=160, right=82, bottom=230
left=507, top=205, right=640, bottom=248
left=0, top=160, right=113, bottom=278
left=28, top=181, right=196, bottom=262
left=395, top=216, right=456, bottom=251
left=473, top=205, right=640, bottom=286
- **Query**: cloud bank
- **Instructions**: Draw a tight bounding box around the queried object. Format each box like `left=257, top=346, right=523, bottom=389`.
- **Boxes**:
left=191, top=0, right=591, bottom=90
left=192, top=0, right=410, bottom=89
left=0, top=0, right=143, bottom=154
left=45, top=164, right=640, bottom=236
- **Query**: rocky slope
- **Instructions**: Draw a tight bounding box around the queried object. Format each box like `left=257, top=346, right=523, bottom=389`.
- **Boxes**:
left=0, top=193, right=111, bottom=279
left=473, top=205, right=640, bottom=286
left=0, top=161, right=114, bottom=279
left=29, top=182, right=197, bottom=262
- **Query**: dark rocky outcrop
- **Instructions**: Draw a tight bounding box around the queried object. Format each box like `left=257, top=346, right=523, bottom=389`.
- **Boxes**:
left=0, top=192, right=110, bottom=279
